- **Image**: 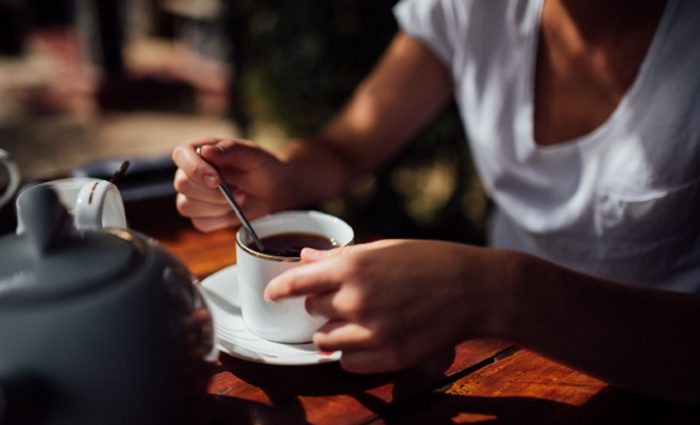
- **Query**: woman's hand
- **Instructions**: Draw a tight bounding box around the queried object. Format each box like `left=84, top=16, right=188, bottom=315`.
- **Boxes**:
left=264, top=240, right=512, bottom=373
left=172, top=137, right=289, bottom=232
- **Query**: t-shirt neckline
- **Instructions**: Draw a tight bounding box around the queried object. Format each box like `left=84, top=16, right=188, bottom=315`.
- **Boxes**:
left=523, top=0, right=676, bottom=153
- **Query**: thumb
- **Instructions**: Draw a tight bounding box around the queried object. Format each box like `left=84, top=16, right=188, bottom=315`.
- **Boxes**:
left=301, top=245, right=351, bottom=263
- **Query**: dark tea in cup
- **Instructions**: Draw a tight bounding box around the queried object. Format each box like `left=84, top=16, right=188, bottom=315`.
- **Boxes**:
left=249, top=232, right=338, bottom=257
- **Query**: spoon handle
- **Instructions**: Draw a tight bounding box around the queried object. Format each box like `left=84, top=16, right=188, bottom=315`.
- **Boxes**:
left=195, top=147, right=265, bottom=252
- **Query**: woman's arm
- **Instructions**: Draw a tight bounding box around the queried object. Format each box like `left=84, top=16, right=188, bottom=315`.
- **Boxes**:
left=265, top=241, right=700, bottom=404
left=171, top=31, right=453, bottom=229
left=276, top=31, right=453, bottom=207
left=502, top=252, right=700, bottom=404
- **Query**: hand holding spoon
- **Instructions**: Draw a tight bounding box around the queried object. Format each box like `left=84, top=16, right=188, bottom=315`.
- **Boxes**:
left=195, top=146, right=265, bottom=252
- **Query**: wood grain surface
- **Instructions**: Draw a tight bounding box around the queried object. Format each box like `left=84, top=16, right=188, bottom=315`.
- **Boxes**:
left=130, top=196, right=700, bottom=424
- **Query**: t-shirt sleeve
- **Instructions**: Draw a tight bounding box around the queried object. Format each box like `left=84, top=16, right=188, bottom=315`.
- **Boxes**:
left=393, top=0, right=458, bottom=66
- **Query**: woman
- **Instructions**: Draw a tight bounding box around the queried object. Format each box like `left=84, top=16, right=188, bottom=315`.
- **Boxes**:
left=172, top=0, right=700, bottom=403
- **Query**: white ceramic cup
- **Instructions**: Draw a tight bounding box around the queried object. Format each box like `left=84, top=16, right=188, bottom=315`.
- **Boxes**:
left=0, top=149, right=20, bottom=211
left=16, top=177, right=127, bottom=233
left=236, top=210, right=354, bottom=344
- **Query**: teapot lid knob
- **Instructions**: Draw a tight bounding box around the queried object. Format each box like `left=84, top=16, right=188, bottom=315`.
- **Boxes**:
left=17, top=185, right=75, bottom=257
left=0, top=185, right=141, bottom=306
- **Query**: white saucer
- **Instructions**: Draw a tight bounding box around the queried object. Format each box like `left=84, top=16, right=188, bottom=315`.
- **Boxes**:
left=199, top=264, right=341, bottom=366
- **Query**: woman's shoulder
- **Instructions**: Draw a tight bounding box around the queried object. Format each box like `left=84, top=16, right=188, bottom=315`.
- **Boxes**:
left=394, top=0, right=540, bottom=29
left=394, top=0, right=541, bottom=70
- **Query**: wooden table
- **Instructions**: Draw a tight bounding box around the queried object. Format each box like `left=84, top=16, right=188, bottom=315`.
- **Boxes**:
left=128, top=197, right=700, bottom=425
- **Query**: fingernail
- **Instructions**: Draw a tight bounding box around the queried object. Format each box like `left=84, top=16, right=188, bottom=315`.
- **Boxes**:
left=263, top=292, right=273, bottom=303
left=204, top=174, right=218, bottom=187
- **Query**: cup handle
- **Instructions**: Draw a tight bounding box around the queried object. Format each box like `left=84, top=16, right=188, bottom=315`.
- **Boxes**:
left=0, top=149, right=20, bottom=211
left=75, top=180, right=128, bottom=230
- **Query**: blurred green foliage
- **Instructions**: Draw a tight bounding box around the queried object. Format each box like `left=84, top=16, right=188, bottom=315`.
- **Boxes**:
left=223, top=0, right=486, bottom=244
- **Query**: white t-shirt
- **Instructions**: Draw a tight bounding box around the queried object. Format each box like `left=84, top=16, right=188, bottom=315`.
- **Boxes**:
left=394, top=0, right=700, bottom=293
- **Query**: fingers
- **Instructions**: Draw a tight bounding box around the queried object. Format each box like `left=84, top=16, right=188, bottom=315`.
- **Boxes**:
left=264, top=260, right=344, bottom=301
left=305, top=292, right=342, bottom=319
left=305, top=292, right=332, bottom=318
left=173, top=137, right=275, bottom=196
left=301, top=241, right=395, bottom=264
left=304, top=284, right=363, bottom=320
left=313, top=321, right=376, bottom=352
left=173, top=160, right=248, bottom=231
left=312, top=323, right=405, bottom=373
left=191, top=215, right=239, bottom=233
left=173, top=169, right=227, bottom=204
left=201, top=139, right=275, bottom=172
left=172, top=138, right=222, bottom=188
left=300, top=245, right=352, bottom=263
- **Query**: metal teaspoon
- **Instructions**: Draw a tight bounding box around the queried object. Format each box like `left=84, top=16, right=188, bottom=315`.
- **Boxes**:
left=195, top=146, right=265, bottom=252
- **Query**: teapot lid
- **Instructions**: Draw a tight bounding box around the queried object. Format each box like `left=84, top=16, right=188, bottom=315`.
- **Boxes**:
left=0, top=186, right=142, bottom=306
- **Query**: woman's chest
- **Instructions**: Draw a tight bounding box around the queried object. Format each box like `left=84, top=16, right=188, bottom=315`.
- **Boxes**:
left=532, top=1, right=667, bottom=146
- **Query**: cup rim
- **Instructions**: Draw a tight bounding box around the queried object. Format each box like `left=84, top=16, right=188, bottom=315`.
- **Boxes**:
left=235, top=210, right=354, bottom=262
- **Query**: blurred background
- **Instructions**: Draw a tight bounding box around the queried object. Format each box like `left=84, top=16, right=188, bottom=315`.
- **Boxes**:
left=0, top=0, right=487, bottom=243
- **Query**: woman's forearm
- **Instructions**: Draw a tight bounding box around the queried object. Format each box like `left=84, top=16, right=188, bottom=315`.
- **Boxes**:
left=497, top=251, right=700, bottom=404
left=275, top=137, right=358, bottom=209
left=275, top=31, right=453, bottom=209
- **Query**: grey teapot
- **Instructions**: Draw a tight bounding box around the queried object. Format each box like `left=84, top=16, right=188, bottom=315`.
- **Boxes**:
left=0, top=186, right=216, bottom=424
